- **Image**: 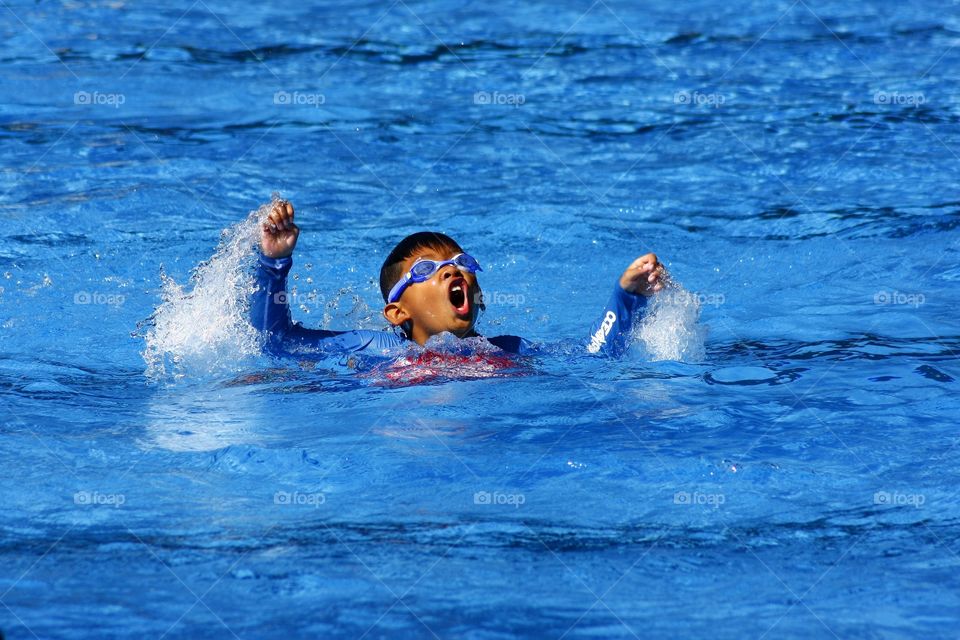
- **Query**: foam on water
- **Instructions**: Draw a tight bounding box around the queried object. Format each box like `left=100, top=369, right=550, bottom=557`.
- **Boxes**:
left=138, top=197, right=281, bottom=379
left=633, top=279, right=707, bottom=362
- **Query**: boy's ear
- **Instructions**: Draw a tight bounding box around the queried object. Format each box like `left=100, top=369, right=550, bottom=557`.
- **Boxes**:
left=383, top=302, right=410, bottom=327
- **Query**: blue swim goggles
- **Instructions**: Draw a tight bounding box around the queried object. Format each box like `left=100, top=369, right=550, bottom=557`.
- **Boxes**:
left=387, top=253, right=482, bottom=303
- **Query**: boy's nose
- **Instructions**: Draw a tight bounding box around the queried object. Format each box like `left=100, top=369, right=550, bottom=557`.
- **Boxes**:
left=439, top=265, right=460, bottom=279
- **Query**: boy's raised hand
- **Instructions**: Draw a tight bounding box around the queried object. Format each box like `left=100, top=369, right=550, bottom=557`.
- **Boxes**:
left=261, top=199, right=299, bottom=259
left=619, top=253, right=666, bottom=296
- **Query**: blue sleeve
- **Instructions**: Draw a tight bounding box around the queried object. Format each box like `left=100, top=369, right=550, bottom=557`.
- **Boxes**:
left=486, top=334, right=535, bottom=355
left=250, top=253, right=295, bottom=335
left=250, top=253, right=404, bottom=355
left=586, top=284, right=649, bottom=357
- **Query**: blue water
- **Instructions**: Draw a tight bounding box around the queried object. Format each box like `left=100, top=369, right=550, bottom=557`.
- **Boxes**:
left=2, top=0, right=959, bottom=637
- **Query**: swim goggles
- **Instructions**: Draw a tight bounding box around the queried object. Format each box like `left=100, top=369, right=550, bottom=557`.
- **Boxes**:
left=387, top=253, right=482, bottom=303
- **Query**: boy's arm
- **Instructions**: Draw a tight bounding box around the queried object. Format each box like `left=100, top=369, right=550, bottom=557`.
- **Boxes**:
left=250, top=253, right=402, bottom=354
left=586, top=284, right=648, bottom=356
left=251, top=199, right=300, bottom=337
left=250, top=199, right=404, bottom=354
left=250, top=252, right=295, bottom=335
left=587, top=253, right=665, bottom=357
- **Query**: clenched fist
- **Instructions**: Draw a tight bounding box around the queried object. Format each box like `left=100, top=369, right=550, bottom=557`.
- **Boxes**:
left=619, top=253, right=666, bottom=296
left=260, top=199, right=299, bottom=259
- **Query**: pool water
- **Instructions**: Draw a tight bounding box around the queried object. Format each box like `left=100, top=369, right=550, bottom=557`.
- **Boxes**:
left=3, top=0, right=960, bottom=637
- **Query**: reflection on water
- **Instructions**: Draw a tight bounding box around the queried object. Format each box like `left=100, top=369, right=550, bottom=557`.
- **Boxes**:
left=141, top=383, right=261, bottom=452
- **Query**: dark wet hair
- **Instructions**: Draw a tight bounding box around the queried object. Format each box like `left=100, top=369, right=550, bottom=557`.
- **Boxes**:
left=379, top=231, right=463, bottom=302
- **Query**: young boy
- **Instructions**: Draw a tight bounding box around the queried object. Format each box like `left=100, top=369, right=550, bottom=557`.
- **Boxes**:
left=250, top=200, right=666, bottom=358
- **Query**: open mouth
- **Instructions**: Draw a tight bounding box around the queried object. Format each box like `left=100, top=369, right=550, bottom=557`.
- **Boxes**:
left=448, top=277, right=471, bottom=317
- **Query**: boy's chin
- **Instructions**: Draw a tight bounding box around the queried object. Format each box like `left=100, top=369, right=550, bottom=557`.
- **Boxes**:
left=446, top=317, right=476, bottom=338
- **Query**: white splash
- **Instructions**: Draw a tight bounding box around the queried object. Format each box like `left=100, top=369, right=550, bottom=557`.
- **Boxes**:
left=634, top=279, right=707, bottom=362
left=139, top=197, right=280, bottom=378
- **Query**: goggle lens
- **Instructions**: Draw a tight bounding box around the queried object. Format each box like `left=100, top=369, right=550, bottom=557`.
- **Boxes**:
left=411, top=261, right=438, bottom=278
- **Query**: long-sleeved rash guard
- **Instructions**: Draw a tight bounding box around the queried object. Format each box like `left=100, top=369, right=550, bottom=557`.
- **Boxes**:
left=250, top=254, right=648, bottom=357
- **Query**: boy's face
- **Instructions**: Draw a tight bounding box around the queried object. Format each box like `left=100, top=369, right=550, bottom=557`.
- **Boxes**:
left=383, top=245, right=482, bottom=345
